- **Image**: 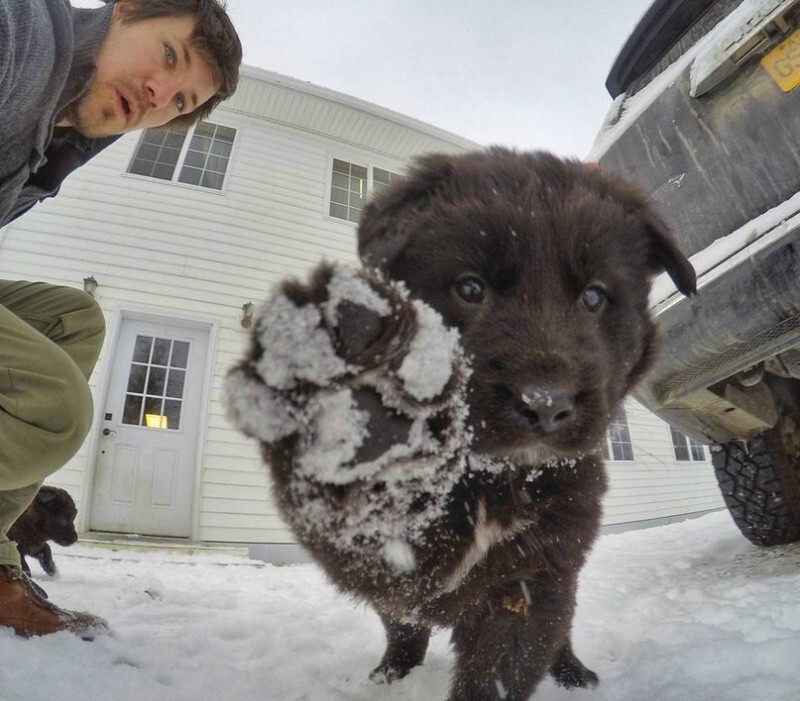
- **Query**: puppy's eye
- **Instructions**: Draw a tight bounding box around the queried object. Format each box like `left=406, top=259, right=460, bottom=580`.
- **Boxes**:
left=581, top=285, right=607, bottom=312
left=454, top=275, right=486, bottom=304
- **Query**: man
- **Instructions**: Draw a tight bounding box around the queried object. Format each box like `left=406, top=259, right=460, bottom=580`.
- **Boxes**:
left=0, top=0, right=242, bottom=638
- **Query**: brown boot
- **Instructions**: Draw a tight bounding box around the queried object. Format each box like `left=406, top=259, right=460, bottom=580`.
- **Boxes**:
left=0, top=565, right=109, bottom=639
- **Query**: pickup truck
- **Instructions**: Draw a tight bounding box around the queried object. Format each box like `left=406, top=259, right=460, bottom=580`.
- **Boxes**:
left=590, top=0, right=800, bottom=545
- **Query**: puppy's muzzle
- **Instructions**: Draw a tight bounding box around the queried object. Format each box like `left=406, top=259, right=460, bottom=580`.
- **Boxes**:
left=515, top=385, right=577, bottom=434
left=54, top=531, right=78, bottom=547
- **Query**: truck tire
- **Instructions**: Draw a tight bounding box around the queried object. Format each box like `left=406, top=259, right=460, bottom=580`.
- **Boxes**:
left=712, top=427, right=800, bottom=546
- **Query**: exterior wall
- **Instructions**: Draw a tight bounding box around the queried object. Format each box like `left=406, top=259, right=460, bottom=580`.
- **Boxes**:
left=0, top=77, right=475, bottom=545
left=603, top=399, right=724, bottom=526
left=0, top=70, right=723, bottom=547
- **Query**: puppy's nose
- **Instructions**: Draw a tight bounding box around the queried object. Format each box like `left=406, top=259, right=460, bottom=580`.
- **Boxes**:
left=516, top=386, right=576, bottom=433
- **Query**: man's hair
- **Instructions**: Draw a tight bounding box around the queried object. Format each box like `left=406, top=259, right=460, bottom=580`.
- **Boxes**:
left=104, top=0, right=242, bottom=128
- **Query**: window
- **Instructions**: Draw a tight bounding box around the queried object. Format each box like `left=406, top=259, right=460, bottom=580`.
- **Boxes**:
left=602, top=406, right=635, bottom=461
left=127, top=121, right=236, bottom=191
left=127, top=126, right=187, bottom=181
left=122, top=335, right=190, bottom=431
left=328, top=159, right=402, bottom=222
left=670, top=426, right=706, bottom=461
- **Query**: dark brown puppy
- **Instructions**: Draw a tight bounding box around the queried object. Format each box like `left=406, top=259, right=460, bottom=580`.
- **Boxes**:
left=9, top=486, right=78, bottom=577
left=228, top=148, right=695, bottom=701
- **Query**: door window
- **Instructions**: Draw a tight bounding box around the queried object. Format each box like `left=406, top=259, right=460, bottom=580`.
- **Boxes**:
left=122, top=335, right=190, bottom=430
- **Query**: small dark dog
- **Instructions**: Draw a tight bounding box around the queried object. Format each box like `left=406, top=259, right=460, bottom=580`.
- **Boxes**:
left=9, top=486, right=78, bottom=577
left=226, top=148, right=695, bottom=700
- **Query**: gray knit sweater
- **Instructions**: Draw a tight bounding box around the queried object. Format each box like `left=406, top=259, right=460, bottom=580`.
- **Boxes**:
left=0, top=0, right=114, bottom=226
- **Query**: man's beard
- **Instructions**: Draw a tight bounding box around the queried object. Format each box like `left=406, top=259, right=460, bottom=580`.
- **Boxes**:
left=64, top=93, right=114, bottom=138
left=62, top=82, right=122, bottom=138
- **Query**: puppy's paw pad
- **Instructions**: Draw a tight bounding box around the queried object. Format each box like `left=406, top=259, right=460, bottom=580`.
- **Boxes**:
left=369, top=664, right=408, bottom=685
left=552, top=665, right=599, bottom=690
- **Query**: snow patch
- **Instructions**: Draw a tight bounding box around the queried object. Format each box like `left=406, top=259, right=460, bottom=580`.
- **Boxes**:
left=397, top=301, right=459, bottom=400
left=323, top=267, right=391, bottom=328
left=254, top=296, right=346, bottom=389
left=383, top=539, right=417, bottom=575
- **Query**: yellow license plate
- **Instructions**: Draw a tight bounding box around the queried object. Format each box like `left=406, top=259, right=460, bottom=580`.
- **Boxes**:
left=761, top=28, right=800, bottom=92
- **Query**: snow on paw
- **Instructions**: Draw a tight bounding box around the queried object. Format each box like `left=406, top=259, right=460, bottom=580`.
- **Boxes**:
left=252, top=296, right=347, bottom=390
left=224, top=367, right=300, bottom=445
left=397, top=301, right=460, bottom=401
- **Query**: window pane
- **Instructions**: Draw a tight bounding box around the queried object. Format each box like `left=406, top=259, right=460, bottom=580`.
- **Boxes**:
left=146, top=366, right=167, bottom=396
left=122, top=394, right=143, bottom=425
left=349, top=191, right=365, bottom=208
left=126, top=364, right=147, bottom=393
left=373, top=168, right=391, bottom=184
left=607, top=407, right=633, bottom=461
left=159, top=147, right=182, bottom=166
left=675, top=444, right=690, bottom=461
left=347, top=208, right=362, bottom=223
left=142, top=131, right=166, bottom=146
left=690, top=442, right=705, bottom=461
left=616, top=443, right=634, bottom=461
left=133, top=336, right=153, bottom=363
left=329, top=203, right=348, bottom=220
left=210, top=140, right=232, bottom=157
left=144, top=401, right=168, bottom=428
left=165, top=132, right=187, bottom=148
left=194, top=122, right=216, bottom=138
left=190, top=135, right=212, bottom=153
left=216, top=125, right=236, bottom=142
left=332, top=159, right=349, bottom=174
left=178, top=167, right=202, bottom=185
left=352, top=164, right=367, bottom=180
left=166, top=369, right=186, bottom=399
left=349, top=175, right=365, bottom=194
left=152, top=338, right=171, bottom=365
left=144, top=395, right=164, bottom=423
left=170, top=341, right=190, bottom=368
left=129, top=159, right=155, bottom=177
left=331, top=172, right=348, bottom=189
left=201, top=171, right=224, bottom=190
left=152, top=163, right=177, bottom=180
left=163, top=399, right=182, bottom=430
left=183, top=150, right=208, bottom=168
left=136, top=144, right=161, bottom=161
left=206, top=154, right=229, bottom=172
left=330, top=187, right=348, bottom=205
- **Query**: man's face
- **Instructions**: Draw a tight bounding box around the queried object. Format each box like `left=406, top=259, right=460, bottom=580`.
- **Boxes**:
left=68, top=4, right=219, bottom=137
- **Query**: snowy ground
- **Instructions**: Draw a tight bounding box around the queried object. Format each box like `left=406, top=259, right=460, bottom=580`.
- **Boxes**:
left=1, top=511, right=798, bottom=701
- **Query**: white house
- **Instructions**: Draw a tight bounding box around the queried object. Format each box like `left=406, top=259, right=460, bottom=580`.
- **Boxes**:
left=0, top=66, right=723, bottom=561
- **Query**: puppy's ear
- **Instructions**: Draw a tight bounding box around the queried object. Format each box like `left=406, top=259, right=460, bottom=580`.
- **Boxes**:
left=637, top=204, right=697, bottom=297
left=358, top=153, right=455, bottom=269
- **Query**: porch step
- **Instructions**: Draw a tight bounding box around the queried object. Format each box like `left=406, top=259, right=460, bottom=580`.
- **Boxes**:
left=61, top=535, right=260, bottom=566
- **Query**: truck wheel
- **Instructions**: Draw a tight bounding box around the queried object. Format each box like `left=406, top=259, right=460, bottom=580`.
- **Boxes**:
left=711, top=425, right=800, bottom=546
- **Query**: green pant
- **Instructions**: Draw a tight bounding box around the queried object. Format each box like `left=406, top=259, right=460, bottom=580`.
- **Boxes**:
left=0, top=281, right=105, bottom=567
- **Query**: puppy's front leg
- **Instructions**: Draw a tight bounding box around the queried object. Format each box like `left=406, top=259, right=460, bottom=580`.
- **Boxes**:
left=370, top=613, right=431, bottom=683
left=34, top=543, right=57, bottom=576
left=449, top=575, right=589, bottom=701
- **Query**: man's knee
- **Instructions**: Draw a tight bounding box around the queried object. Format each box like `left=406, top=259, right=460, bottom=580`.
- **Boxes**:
left=54, top=287, right=106, bottom=380
left=45, top=357, right=94, bottom=452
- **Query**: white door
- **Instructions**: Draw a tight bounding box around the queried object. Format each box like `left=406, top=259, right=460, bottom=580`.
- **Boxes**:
left=90, top=317, right=209, bottom=537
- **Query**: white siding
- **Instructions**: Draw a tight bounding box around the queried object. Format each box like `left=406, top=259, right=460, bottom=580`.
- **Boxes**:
left=602, top=399, right=724, bottom=526
left=0, top=74, right=474, bottom=545
left=0, top=69, right=724, bottom=546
